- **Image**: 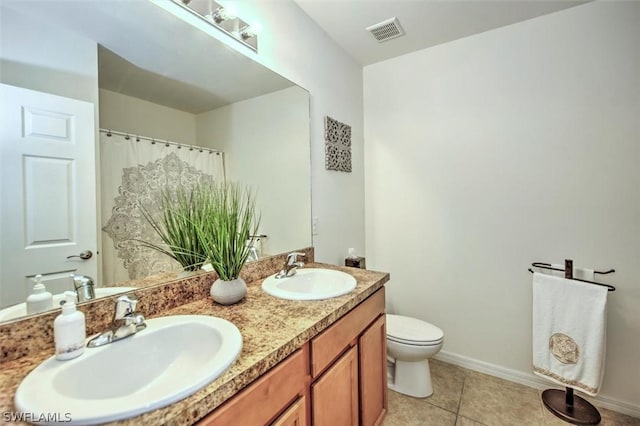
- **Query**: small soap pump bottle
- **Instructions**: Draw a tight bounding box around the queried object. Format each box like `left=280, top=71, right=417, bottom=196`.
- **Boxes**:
left=26, top=274, right=53, bottom=315
left=54, top=291, right=86, bottom=360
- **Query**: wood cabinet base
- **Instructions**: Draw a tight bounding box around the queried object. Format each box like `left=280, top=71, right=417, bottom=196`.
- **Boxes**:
left=199, top=288, right=387, bottom=426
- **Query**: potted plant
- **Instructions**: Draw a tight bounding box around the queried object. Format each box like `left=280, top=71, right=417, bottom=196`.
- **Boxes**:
left=138, top=185, right=210, bottom=275
left=197, top=181, right=260, bottom=305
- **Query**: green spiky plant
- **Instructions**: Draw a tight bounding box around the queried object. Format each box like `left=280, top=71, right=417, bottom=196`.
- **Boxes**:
left=138, top=185, right=210, bottom=272
left=196, top=182, right=260, bottom=281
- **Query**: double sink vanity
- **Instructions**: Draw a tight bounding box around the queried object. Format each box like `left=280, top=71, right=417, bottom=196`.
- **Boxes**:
left=0, top=248, right=389, bottom=425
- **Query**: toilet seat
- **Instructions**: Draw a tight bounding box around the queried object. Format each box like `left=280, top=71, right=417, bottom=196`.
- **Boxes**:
left=387, top=335, right=444, bottom=346
left=386, top=314, right=444, bottom=346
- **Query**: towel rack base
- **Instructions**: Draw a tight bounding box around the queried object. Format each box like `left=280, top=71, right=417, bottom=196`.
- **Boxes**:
left=542, top=388, right=601, bottom=425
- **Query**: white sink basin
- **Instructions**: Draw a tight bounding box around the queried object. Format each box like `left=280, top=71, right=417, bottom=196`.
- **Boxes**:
left=0, top=287, right=138, bottom=322
left=262, top=268, right=357, bottom=301
left=15, top=315, right=242, bottom=425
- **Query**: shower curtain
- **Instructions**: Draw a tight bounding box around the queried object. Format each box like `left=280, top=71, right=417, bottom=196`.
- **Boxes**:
left=100, top=132, right=224, bottom=285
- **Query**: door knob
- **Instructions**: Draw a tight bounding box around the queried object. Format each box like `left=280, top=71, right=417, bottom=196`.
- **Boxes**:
left=66, top=250, right=93, bottom=260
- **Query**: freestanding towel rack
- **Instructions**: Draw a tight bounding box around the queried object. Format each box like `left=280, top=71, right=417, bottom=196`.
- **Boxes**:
left=529, top=259, right=616, bottom=425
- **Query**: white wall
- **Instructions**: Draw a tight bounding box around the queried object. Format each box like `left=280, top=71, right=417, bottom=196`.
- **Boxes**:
left=0, top=6, right=98, bottom=104
left=364, top=1, right=640, bottom=410
left=206, top=1, right=365, bottom=264
left=196, top=87, right=311, bottom=256
left=99, top=89, right=197, bottom=145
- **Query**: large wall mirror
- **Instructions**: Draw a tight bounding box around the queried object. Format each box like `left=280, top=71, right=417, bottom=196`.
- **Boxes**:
left=0, top=1, right=311, bottom=322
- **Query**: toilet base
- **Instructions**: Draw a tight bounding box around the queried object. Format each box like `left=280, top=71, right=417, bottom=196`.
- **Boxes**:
left=388, top=358, right=433, bottom=398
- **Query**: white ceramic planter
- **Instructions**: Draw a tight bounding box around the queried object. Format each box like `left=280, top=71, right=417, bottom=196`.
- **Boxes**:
left=210, top=277, right=247, bottom=305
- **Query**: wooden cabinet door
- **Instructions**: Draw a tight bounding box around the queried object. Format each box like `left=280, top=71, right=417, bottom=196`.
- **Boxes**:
left=311, top=345, right=359, bottom=426
left=198, top=348, right=307, bottom=426
left=272, top=396, right=307, bottom=426
left=359, top=315, right=388, bottom=426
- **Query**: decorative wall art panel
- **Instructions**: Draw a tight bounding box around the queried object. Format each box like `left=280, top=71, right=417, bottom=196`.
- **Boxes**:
left=325, top=116, right=352, bottom=173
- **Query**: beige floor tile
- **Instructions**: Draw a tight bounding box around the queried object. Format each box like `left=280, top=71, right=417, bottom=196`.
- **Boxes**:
left=384, top=389, right=457, bottom=426
left=455, top=416, right=487, bottom=426
left=599, top=407, right=640, bottom=426
left=428, top=358, right=466, bottom=413
left=387, top=360, right=639, bottom=426
left=458, top=371, right=545, bottom=426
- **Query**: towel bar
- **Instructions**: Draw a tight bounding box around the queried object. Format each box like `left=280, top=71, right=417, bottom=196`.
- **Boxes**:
left=528, top=260, right=616, bottom=291
left=530, top=262, right=615, bottom=275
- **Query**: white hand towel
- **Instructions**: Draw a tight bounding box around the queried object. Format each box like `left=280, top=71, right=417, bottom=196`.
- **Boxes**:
left=573, top=268, right=595, bottom=281
left=532, top=272, right=608, bottom=396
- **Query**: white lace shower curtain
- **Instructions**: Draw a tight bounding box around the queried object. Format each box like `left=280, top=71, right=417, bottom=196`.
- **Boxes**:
left=100, top=132, right=224, bottom=285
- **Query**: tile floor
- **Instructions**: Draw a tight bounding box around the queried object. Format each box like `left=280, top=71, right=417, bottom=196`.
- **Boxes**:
left=384, top=359, right=640, bottom=426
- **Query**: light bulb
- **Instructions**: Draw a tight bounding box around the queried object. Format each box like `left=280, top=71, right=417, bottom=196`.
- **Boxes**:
left=223, top=3, right=238, bottom=19
left=240, top=21, right=262, bottom=40
left=211, top=6, right=228, bottom=24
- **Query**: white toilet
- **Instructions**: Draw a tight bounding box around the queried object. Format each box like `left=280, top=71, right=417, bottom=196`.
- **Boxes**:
left=386, top=314, right=444, bottom=398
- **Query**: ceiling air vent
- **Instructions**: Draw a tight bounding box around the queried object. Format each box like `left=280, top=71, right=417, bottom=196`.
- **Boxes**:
left=366, top=17, right=405, bottom=43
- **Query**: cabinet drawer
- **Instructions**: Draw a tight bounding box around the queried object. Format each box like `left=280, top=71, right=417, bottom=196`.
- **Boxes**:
left=311, top=288, right=385, bottom=377
left=198, top=346, right=308, bottom=426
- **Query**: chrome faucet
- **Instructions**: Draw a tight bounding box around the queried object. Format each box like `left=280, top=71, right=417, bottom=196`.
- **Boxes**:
left=275, top=252, right=306, bottom=279
left=87, top=294, right=146, bottom=348
left=70, top=273, right=95, bottom=302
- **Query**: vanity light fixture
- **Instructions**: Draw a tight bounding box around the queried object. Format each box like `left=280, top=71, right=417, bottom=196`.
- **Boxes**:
left=172, top=0, right=259, bottom=52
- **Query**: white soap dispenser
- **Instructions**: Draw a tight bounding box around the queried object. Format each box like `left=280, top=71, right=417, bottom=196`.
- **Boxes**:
left=26, top=274, right=53, bottom=315
left=54, top=291, right=86, bottom=360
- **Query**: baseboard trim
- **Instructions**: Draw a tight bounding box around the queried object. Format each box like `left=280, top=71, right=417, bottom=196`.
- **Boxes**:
left=434, top=351, right=640, bottom=419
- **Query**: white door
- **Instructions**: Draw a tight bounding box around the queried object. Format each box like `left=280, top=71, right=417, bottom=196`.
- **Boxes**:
left=0, top=84, right=97, bottom=308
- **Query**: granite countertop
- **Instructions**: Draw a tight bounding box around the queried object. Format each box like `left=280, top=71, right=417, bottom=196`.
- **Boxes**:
left=0, top=263, right=389, bottom=425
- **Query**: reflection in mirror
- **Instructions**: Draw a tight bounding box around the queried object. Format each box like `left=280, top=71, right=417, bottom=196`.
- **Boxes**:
left=0, top=1, right=311, bottom=321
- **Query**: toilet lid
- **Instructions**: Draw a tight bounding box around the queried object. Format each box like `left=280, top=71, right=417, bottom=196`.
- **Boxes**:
left=386, top=314, right=444, bottom=343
